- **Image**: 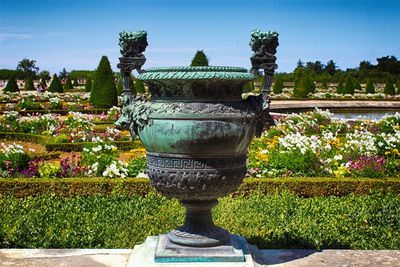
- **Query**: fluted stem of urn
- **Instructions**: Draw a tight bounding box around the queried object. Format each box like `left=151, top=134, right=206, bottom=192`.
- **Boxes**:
left=167, top=199, right=231, bottom=247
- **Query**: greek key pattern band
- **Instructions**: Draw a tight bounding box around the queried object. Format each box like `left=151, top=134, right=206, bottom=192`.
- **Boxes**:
left=146, top=152, right=246, bottom=170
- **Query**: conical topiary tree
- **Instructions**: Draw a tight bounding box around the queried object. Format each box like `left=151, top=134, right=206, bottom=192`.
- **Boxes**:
left=293, top=77, right=308, bottom=98
left=24, top=77, right=35, bottom=91
left=190, top=50, right=209, bottom=66
left=73, top=79, right=79, bottom=86
left=336, top=79, right=344, bottom=94
left=397, top=79, right=400, bottom=95
left=85, top=78, right=92, bottom=92
left=4, top=77, right=19, bottom=92
left=64, top=77, right=73, bottom=90
left=353, top=78, right=361, bottom=91
left=90, top=56, right=117, bottom=108
left=365, top=79, right=375, bottom=94
left=40, top=78, right=47, bottom=88
left=306, top=77, right=316, bottom=94
left=48, top=74, right=63, bottom=93
left=344, top=76, right=355, bottom=95
left=384, top=77, right=396, bottom=96
left=272, top=76, right=284, bottom=94
left=116, top=77, right=123, bottom=96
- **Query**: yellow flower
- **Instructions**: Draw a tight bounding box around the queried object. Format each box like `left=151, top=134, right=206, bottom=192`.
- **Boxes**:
left=385, top=151, right=391, bottom=156
left=393, top=149, right=399, bottom=155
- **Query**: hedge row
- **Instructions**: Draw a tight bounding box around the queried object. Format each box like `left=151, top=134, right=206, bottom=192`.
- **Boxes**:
left=1, top=192, right=400, bottom=249
left=0, top=132, right=140, bottom=151
left=0, top=109, right=110, bottom=115
left=45, top=140, right=141, bottom=152
left=1, top=177, right=399, bottom=198
left=0, top=132, right=49, bottom=144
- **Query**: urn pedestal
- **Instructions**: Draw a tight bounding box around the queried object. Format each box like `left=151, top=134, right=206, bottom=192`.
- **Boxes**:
left=116, top=30, right=279, bottom=264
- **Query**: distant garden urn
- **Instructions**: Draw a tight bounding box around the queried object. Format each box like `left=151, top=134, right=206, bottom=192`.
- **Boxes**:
left=116, top=30, right=279, bottom=249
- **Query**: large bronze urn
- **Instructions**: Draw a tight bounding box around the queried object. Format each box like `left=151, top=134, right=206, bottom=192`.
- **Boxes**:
left=116, top=29, right=279, bottom=262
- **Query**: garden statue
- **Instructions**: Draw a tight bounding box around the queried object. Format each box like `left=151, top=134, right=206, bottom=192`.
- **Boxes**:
left=117, top=30, right=148, bottom=106
left=116, top=29, right=278, bottom=264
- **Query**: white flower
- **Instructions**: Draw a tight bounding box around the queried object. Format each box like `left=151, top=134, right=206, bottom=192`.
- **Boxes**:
left=334, top=155, right=343, bottom=161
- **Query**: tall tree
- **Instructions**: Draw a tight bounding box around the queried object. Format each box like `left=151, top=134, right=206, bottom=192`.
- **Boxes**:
left=16, top=58, right=39, bottom=79
left=64, top=77, right=73, bottom=90
left=90, top=56, right=117, bottom=108
left=325, top=60, right=337, bottom=75
left=85, top=79, right=92, bottom=92
left=59, top=68, right=69, bottom=80
left=190, top=50, right=209, bottom=66
left=38, top=70, right=51, bottom=81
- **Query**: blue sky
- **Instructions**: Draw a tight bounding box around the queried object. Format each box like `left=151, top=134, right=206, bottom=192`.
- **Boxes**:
left=0, top=0, right=399, bottom=74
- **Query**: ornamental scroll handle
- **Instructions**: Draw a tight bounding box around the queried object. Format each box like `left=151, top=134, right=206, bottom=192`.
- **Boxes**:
left=117, top=30, right=148, bottom=106
left=249, top=29, right=279, bottom=136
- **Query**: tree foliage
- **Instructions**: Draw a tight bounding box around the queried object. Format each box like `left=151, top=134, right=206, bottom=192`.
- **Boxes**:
left=190, top=50, right=209, bottom=66
left=365, top=79, right=375, bottom=94
left=336, top=79, right=344, bottom=94
left=64, top=77, right=73, bottom=90
left=85, top=79, right=92, bottom=92
left=4, top=77, right=19, bottom=92
left=48, top=74, right=63, bottom=93
left=344, top=76, right=355, bottom=95
left=58, top=68, right=69, bottom=80
left=384, top=77, right=396, bottom=95
left=24, top=77, right=35, bottom=91
left=90, top=56, right=117, bottom=108
left=17, top=58, right=39, bottom=79
left=272, top=77, right=284, bottom=94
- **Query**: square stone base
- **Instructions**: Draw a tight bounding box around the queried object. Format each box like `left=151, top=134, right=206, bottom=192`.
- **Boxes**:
left=127, top=235, right=262, bottom=267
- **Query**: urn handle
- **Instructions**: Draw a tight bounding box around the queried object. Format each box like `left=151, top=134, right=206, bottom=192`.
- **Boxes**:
left=248, top=29, right=279, bottom=136
left=117, top=30, right=148, bottom=106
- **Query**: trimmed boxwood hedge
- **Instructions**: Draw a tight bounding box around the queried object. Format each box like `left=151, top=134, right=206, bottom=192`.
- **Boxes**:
left=1, top=192, right=399, bottom=249
left=0, top=132, right=49, bottom=144
left=0, top=109, right=110, bottom=116
left=1, top=177, right=399, bottom=198
left=45, top=140, right=141, bottom=152
left=0, top=132, right=140, bottom=151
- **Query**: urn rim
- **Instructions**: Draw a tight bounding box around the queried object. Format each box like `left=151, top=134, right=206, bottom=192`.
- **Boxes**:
left=138, top=66, right=255, bottom=81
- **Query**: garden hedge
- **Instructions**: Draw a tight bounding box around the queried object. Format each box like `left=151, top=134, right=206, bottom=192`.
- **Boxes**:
left=45, top=140, right=141, bottom=152
left=1, top=177, right=399, bottom=198
left=0, top=132, right=139, bottom=151
left=0, top=132, right=49, bottom=144
left=0, top=109, right=110, bottom=116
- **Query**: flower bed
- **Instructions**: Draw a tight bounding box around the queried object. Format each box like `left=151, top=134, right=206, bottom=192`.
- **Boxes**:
left=248, top=109, right=400, bottom=178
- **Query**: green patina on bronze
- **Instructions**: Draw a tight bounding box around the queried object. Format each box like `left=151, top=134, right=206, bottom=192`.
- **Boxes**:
left=139, top=66, right=254, bottom=80
left=115, top=30, right=279, bottom=252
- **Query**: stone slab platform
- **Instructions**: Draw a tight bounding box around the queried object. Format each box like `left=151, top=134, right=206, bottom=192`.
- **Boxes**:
left=1, top=248, right=400, bottom=267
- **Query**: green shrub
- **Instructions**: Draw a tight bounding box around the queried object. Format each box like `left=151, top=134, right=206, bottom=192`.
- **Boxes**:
left=127, top=157, right=147, bottom=177
left=73, top=79, right=79, bottom=86
left=336, top=79, right=344, bottom=94
left=4, top=77, right=19, bottom=93
left=272, top=77, right=284, bottom=94
left=353, top=79, right=361, bottom=91
left=48, top=74, right=63, bottom=93
left=293, top=77, right=308, bottom=98
left=90, top=56, right=117, bottom=108
left=384, top=77, right=396, bottom=95
left=190, top=50, right=209, bottom=66
left=1, top=191, right=400, bottom=249
left=24, top=77, right=35, bottom=91
left=84, top=79, right=92, bottom=92
left=365, top=79, right=375, bottom=94
left=38, top=163, right=61, bottom=178
left=344, top=76, right=355, bottom=95
left=64, top=77, right=73, bottom=90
